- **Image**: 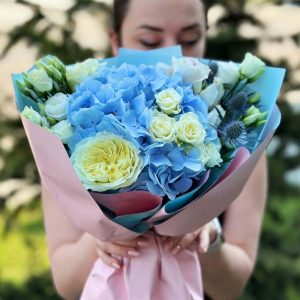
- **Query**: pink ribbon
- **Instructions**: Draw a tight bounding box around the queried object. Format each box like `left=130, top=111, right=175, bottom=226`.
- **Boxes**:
left=80, top=234, right=203, bottom=300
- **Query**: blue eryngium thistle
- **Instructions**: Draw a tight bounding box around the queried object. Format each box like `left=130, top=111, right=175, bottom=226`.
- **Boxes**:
left=207, top=62, right=218, bottom=84
left=224, top=92, right=248, bottom=113
left=219, top=120, right=247, bottom=149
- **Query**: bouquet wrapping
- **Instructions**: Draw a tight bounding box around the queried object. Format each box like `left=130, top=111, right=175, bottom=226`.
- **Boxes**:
left=12, top=46, right=285, bottom=300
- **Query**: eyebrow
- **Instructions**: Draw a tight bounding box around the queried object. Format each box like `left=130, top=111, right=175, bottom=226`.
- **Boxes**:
left=136, top=23, right=201, bottom=33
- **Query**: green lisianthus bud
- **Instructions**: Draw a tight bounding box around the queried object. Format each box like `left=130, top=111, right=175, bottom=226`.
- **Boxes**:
left=46, top=65, right=63, bottom=82
left=248, top=92, right=260, bottom=104
left=256, top=119, right=267, bottom=127
left=47, top=56, right=66, bottom=73
left=243, top=106, right=267, bottom=127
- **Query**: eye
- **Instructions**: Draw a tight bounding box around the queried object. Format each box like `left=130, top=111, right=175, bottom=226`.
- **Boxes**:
left=179, top=32, right=202, bottom=47
left=139, top=40, right=161, bottom=48
left=181, top=38, right=200, bottom=47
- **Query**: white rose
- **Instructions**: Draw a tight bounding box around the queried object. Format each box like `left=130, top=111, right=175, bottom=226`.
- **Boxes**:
left=217, top=61, right=239, bottom=86
left=51, top=120, right=74, bottom=144
left=66, top=58, right=101, bottom=91
left=239, top=53, right=266, bottom=81
left=172, top=57, right=211, bottom=84
left=150, top=110, right=176, bottom=143
left=45, top=93, right=69, bottom=121
left=176, top=112, right=206, bottom=145
left=199, top=143, right=223, bottom=168
left=26, top=69, right=53, bottom=92
left=155, top=88, right=182, bottom=115
left=21, top=106, right=42, bottom=125
left=200, top=77, right=224, bottom=110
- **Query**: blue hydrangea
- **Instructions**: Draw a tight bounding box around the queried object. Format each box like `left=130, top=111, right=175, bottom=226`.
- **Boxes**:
left=66, top=62, right=221, bottom=199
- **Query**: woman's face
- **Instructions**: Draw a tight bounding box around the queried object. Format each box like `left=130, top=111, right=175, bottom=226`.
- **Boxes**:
left=111, top=0, right=206, bottom=57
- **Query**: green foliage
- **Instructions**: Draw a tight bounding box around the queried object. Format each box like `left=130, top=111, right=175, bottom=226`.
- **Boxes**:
left=243, top=195, right=300, bottom=300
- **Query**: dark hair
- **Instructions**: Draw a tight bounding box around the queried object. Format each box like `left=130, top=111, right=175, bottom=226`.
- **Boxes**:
left=112, top=0, right=208, bottom=34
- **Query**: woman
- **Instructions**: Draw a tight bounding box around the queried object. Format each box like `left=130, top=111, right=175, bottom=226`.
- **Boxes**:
left=42, top=0, right=268, bottom=299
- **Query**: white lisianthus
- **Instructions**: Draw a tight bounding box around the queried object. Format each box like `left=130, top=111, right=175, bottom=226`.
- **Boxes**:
left=200, top=77, right=225, bottom=110
left=27, top=69, right=53, bottom=92
left=150, top=110, right=176, bottom=142
left=21, top=106, right=42, bottom=125
left=239, top=53, right=266, bottom=81
left=156, top=62, right=172, bottom=75
left=199, top=143, right=223, bottom=168
left=71, top=133, right=143, bottom=192
left=217, top=61, right=239, bottom=86
left=66, top=58, right=101, bottom=91
left=51, top=120, right=74, bottom=144
left=172, top=57, right=211, bottom=84
left=208, top=105, right=225, bottom=127
left=176, top=112, right=206, bottom=145
left=45, top=93, right=69, bottom=121
left=155, top=88, right=182, bottom=115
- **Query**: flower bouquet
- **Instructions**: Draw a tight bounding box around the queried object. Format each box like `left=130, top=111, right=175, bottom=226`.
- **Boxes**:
left=12, top=46, right=285, bottom=300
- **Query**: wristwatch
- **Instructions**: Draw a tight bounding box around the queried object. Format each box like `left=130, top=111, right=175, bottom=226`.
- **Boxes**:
left=207, top=217, right=224, bottom=253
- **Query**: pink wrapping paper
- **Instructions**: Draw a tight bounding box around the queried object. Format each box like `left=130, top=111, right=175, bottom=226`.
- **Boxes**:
left=80, top=233, right=203, bottom=300
left=20, top=105, right=280, bottom=300
left=21, top=110, right=276, bottom=239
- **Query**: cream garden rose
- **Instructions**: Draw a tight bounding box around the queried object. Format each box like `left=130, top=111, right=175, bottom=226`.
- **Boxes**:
left=155, top=88, right=182, bottom=115
left=175, top=112, right=206, bottom=145
left=150, top=110, right=176, bottom=142
left=71, top=132, right=143, bottom=192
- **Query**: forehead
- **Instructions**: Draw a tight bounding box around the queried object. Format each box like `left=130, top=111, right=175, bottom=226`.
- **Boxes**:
left=124, top=0, right=205, bottom=29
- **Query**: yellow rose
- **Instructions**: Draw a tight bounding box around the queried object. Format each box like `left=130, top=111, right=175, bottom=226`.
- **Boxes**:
left=150, top=110, right=176, bottom=142
left=155, top=88, right=182, bottom=115
left=71, top=132, right=143, bottom=192
left=176, top=112, right=206, bottom=145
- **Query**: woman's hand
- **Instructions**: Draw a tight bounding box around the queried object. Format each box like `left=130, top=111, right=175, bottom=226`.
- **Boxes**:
left=94, top=235, right=150, bottom=269
left=163, top=221, right=218, bottom=255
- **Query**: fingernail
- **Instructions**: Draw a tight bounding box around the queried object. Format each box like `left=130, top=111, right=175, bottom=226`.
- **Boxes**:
left=172, top=245, right=181, bottom=255
left=112, top=262, right=120, bottom=269
left=128, top=250, right=141, bottom=257
left=137, top=241, right=150, bottom=247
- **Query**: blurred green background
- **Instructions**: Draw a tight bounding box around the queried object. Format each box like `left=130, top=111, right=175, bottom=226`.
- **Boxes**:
left=0, top=0, right=299, bottom=299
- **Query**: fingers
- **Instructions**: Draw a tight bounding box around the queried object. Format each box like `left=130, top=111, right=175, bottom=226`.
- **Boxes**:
left=115, top=236, right=150, bottom=248
left=164, top=225, right=211, bottom=255
left=165, top=229, right=200, bottom=255
left=95, top=236, right=151, bottom=268
left=198, top=226, right=210, bottom=253
left=95, top=246, right=121, bottom=270
left=95, top=239, right=141, bottom=259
